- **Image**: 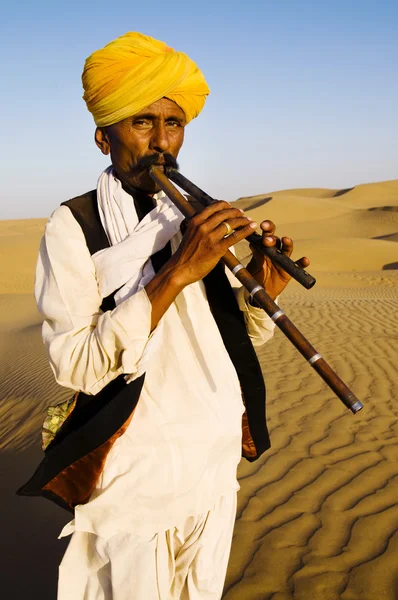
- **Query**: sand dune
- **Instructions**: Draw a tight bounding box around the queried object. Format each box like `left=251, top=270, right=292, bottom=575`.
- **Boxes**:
left=375, top=232, right=398, bottom=242
left=239, top=179, right=398, bottom=208
left=235, top=179, right=398, bottom=274
left=239, top=194, right=353, bottom=225
left=1, top=180, right=397, bottom=599
left=288, top=238, right=398, bottom=272
left=266, top=208, right=398, bottom=243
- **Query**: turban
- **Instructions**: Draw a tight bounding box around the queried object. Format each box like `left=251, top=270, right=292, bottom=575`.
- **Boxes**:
left=82, top=32, right=210, bottom=127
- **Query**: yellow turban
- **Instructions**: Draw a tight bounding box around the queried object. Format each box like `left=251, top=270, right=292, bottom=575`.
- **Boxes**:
left=82, top=32, right=210, bottom=127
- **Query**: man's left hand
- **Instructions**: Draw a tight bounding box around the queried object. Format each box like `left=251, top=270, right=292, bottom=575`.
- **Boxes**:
left=246, top=220, right=310, bottom=301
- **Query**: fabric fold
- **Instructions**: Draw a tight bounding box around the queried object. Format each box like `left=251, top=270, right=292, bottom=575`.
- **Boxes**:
left=93, top=167, right=184, bottom=303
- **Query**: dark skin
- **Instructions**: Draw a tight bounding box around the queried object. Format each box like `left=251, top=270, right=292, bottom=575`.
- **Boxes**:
left=95, top=98, right=310, bottom=330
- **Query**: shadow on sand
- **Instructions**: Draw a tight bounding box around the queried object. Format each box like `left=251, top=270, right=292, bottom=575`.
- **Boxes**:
left=1, top=448, right=70, bottom=599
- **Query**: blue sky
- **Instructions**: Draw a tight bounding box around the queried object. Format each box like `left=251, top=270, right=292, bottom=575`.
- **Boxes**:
left=2, top=0, right=397, bottom=218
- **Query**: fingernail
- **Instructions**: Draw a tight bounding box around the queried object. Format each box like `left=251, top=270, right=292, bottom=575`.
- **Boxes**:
left=246, top=216, right=253, bottom=221
left=238, top=208, right=244, bottom=214
left=265, top=236, right=274, bottom=242
left=250, top=222, right=258, bottom=229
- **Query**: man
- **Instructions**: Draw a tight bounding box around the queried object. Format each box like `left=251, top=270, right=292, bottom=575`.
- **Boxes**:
left=28, top=32, right=309, bottom=599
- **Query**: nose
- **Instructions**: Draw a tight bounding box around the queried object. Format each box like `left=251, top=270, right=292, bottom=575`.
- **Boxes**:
left=149, top=122, right=170, bottom=154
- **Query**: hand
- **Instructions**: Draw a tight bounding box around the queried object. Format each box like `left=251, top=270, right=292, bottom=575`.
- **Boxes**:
left=246, top=220, right=310, bottom=300
left=172, top=201, right=258, bottom=287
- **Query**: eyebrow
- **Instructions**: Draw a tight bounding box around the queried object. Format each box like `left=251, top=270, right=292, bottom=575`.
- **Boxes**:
left=133, top=113, right=185, bottom=124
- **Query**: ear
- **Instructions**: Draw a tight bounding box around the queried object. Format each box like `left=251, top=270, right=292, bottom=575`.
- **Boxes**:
left=95, top=127, right=111, bottom=155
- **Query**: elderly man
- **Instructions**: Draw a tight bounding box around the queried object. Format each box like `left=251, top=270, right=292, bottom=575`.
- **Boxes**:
left=21, top=32, right=309, bottom=599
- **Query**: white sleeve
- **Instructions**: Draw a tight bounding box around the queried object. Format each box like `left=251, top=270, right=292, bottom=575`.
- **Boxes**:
left=225, top=247, right=277, bottom=347
left=35, top=205, right=154, bottom=395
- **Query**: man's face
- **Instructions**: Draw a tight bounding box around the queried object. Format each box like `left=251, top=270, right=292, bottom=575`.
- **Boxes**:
left=95, top=98, right=186, bottom=194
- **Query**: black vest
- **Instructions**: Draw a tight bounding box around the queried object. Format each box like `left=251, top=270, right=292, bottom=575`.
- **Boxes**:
left=17, top=190, right=270, bottom=512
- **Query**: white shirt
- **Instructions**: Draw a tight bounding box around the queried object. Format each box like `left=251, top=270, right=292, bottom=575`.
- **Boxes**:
left=35, top=204, right=276, bottom=538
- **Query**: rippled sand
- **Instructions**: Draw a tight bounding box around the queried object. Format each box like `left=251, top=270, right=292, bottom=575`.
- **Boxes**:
left=224, top=276, right=398, bottom=600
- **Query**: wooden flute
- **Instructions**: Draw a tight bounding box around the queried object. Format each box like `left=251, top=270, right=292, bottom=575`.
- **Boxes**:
left=148, top=165, right=363, bottom=415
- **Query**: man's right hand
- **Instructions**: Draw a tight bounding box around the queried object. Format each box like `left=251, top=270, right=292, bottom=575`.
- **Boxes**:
left=170, top=201, right=257, bottom=286
left=145, top=201, right=257, bottom=331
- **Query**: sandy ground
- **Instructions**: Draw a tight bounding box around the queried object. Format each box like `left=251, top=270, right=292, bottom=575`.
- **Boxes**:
left=1, top=180, right=397, bottom=599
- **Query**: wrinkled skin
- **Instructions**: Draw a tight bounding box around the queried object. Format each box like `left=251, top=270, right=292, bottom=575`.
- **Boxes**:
left=95, top=98, right=186, bottom=195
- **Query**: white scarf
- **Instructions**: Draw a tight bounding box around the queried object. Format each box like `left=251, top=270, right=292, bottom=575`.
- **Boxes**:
left=92, top=166, right=184, bottom=304
left=91, top=167, right=184, bottom=381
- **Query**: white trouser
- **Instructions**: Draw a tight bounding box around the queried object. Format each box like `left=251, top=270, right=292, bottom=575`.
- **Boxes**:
left=58, top=492, right=237, bottom=600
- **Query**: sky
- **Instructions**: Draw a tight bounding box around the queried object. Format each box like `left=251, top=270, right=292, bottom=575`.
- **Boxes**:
left=2, top=0, right=398, bottom=219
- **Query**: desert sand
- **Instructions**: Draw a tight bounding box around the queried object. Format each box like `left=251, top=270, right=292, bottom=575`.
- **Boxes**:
left=1, top=180, right=397, bottom=599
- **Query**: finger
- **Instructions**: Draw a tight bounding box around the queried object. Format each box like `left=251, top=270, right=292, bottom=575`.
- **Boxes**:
left=214, top=217, right=257, bottom=240
left=189, top=201, right=235, bottom=226
left=262, top=235, right=281, bottom=248
left=260, top=220, right=276, bottom=235
left=296, top=256, right=310, bottom=268
left=221, top=222, right=259, bottom=248
left=280, top=236, right=293, bottom=257
left=199, top=207, right=250, bottom=233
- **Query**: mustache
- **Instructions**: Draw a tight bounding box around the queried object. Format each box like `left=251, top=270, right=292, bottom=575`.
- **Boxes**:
left=135, top=153, right=179, bottom=171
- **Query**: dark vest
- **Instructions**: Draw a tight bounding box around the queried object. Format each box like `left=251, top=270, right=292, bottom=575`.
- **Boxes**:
left=17, top=190, right=270, bottom=513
